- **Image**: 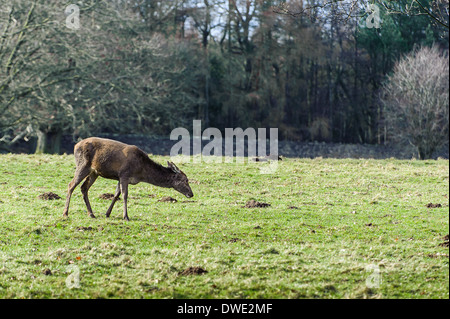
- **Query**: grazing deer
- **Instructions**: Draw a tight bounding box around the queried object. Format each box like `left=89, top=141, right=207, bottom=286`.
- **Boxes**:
left=62, top=137, right=193, bottom=220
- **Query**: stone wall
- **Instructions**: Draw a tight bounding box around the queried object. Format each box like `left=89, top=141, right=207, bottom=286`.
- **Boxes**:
left=51, top=134, right=448, bottom=160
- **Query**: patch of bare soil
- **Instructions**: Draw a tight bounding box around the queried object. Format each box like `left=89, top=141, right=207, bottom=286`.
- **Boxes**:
left=99, top=193, right=118, bottom=200
left=426, top=203, right=442, bottom=208
left=178, top=267, right=208, bottom=276
left=38, top=192, right=61, bottom=200
left=158, top=196, right=177, bottom=203
left=244, top=200, right=270, bottom=208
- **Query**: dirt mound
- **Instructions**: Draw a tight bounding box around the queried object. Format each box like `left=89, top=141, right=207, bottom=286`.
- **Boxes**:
left=244, top=200, right=270, bottom=208
left=251, top=155, right=282, bottom=162
left=426, top=203, right=442, bottom=208
left=99, top=193, right=118, bottom=200
left=77, top=226, right=94, bottom=232
left=38, top=192, right=61, bottom=200
left=439, top=234, right=449, bottom=247
left=178, top=267, right=208, bottom=276
left=251, top=157, right=268, bottom=162
left=158, top=196, right=177, bottom=203
left=42, top=269, right=52, bottom=275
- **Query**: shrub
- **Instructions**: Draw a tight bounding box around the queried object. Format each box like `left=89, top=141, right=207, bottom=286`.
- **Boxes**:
left=381, top=45, right=449, bottom=159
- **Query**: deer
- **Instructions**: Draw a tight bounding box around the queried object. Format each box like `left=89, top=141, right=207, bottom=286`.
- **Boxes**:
left=62, top=137, right=193, bottom=221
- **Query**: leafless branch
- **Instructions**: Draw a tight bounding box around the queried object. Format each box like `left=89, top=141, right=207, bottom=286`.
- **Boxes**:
left=272, top=0, right=449, bottom=29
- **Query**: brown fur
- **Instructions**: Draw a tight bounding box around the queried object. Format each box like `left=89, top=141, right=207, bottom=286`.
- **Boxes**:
left=62, top=137, right=193, bottom=220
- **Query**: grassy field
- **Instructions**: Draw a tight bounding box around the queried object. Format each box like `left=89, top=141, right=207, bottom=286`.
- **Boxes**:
left=0, top=153, right=448, bottom=299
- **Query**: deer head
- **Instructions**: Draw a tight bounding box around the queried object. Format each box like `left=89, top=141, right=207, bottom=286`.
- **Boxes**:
left=167, top=161, right=194, bottom=198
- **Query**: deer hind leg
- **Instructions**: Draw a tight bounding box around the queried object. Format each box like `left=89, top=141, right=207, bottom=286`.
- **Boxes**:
left=80, top=171, right=98, bottom=218
left=63, top=166, right=91, bottom=217
left=105, top=182, right=121, bottom=218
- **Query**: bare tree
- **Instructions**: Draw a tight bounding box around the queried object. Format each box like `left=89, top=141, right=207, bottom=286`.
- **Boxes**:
left=381, top=45, right=449, bottom=159
left=0, top=0, right=106, bottom=152
left=1, top=0, right=202, bottom=153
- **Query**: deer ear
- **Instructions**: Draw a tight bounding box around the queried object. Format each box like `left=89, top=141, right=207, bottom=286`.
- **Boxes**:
left=167, top=161, right=180, bottom=173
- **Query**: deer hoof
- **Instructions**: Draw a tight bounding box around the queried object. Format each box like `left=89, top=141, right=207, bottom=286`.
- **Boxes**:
left=89, top=214, right=96, bottom=218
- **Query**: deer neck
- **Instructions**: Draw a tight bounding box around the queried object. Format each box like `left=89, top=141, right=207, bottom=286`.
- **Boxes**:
left=144, top=164, right=174, bottom=188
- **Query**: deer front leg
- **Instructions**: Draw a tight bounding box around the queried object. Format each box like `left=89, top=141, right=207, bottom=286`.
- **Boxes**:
left=119, top=179, right=129, bottom=221
left=63, top=166, right=91, bottom=217
left=105, top=182, right=121, bottom=218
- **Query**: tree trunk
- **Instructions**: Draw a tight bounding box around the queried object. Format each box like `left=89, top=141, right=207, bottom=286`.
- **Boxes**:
left=35, top=129, right=62, bottom=154
left=35, top=130, right=46, bottom=154
left=50, top=130, right=62, bottom=154
left=417, top=145, right=433, bottom=160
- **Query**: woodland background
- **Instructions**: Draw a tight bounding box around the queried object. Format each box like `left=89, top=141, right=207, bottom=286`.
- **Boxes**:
left=0, top=0, right=448, bottom=157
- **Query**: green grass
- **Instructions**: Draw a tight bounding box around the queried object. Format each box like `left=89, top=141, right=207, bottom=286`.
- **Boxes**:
left=0, top=153, right=448, bottom=298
